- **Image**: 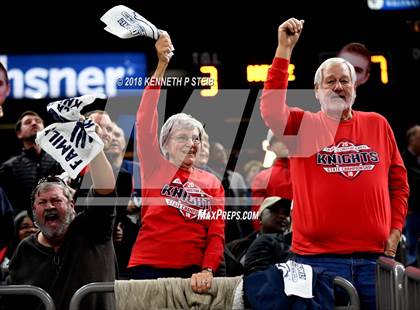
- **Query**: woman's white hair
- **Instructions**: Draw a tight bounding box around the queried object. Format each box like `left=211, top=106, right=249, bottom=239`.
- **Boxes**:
left=159, top=113, right=204, bottom=158
left=314, top=57, right=357, bottom=86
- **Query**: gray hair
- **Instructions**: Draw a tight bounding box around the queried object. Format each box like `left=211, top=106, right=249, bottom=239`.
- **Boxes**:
left=32, top=182, right=76, bottom=240
left=31, top=182, right=74, bottom=208
left=314, top=57, right=357, bottom=86
left=159, top=113, right=205, bottom=158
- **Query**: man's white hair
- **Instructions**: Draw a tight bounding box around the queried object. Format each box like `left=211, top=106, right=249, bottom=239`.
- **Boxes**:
left=314, top=57, right=357, bottom=86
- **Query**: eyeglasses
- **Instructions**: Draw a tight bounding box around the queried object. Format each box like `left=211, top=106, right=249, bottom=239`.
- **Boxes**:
left=171, top=134, right=201, bottom=145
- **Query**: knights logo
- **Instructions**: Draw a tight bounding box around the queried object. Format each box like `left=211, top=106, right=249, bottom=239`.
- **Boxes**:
left=161, top=179, right=212, bottom=219
left=316, top=140, right=379, bottom=179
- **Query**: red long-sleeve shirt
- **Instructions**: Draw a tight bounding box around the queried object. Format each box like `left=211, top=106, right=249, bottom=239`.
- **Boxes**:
left=128, top=86, right=225, bottom=270
left=260, top=57, right=409, bottom=255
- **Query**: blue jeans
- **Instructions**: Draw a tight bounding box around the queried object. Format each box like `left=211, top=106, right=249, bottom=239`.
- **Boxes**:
left=294, top=253, right=380, bottom=310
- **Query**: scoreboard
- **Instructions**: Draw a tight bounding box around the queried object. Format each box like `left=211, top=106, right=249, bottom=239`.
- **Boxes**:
left=194, top=52, right=391, bottom=97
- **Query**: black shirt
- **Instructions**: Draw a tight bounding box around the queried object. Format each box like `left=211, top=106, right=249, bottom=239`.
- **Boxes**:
left=0, top=148, right=62, bottom=215
left=7, top=189, right=117, bottom=310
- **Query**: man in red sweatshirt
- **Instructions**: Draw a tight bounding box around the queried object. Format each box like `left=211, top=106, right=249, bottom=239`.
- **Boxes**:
left=250, top=130, right=293, bottom=231
left=260, top=18, right=409, bottom=310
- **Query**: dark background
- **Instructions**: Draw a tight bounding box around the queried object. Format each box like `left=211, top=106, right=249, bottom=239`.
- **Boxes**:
left=1, top=0, right=419, bottom=172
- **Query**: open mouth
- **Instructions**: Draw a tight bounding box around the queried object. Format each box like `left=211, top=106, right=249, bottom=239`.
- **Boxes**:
left=331, top=94, right=346, bottom=100
left=44, top=212, right=59, bottom=223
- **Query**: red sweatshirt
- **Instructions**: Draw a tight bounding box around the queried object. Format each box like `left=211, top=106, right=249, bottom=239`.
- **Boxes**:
left=128, top=86, right=225, bottom=270
left=260, top=58, right=409, bottom=255
left=251, top=158, right=293, bottom=231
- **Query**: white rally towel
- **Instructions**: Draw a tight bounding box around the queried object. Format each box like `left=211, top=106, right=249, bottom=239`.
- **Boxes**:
left=47, top=94, right=105, bottom=122
left=36, top=94, right=105, bottom=179
left=100, top=5, right=174, bottom=58
left=276, top=260, right=313, bottom=298
left=101, top=5, right=160, bottom=40
left=36, top=120, right=104, bottom=179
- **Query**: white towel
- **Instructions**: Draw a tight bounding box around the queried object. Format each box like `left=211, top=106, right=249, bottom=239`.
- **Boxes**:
left=100, top=5, right=174, bottom=58
left=36, top=120, right=104, bottom=179
left=276, top=260, right=313, bottom=298
left=36, top=94, right=105, bottom=179
left=47, top=94, right=105, bottom=122
left=101, top=5, right=160, bottom=40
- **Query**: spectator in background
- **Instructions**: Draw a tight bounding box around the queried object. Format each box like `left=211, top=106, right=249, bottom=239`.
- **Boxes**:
left=260, top=18, right=408, bottom=309
left=225, top=196, right=291, bottom=276
left=1, top=210, right=37, bottom=281
left=108, top=123, right=127, bottom=169
left=108, top=122, right=141, bottom=278
left=208, top=141, right=252, bottom=242
left=196, top=131, right=221, bottom=178
left=0, top=63, right=10, bottom=118
left=243, top=160, right=263, bottom=190
left=402, top=125, right=420, bottom=266
left=0, top=63, right=14, bottom=270
left=251, top=130, right=293, bottom=231
left=128, top=32, right=225, bottom=294
left=77, top=111, right=132, bottom=216
left=109, top=122, right=141, bottom=189
left=81, top=110, right=133, bottom=203
left=0, top=111, right=62, bottom=215
left=337, top=42, right=371, bottom=88
left=0, top=188, right=14, bottom=259
left=76, top=112, right=133, bottom=279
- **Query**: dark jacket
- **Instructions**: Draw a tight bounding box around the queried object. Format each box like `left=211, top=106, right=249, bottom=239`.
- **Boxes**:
left=0, top=148, right=62, bottom=214
left=225, top=231, right=258, bottom=276
left=244, top=265, right=335, bottom=310
left=244, top=233, right=291, bottom=276
left=6, top=189, right=117, bottom=310
left=0, top=187, right=14, bottom=249
left=402, top=150, right=420, bottom=212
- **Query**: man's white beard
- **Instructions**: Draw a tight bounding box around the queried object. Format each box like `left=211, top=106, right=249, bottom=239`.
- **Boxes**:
left=321, top=98, right=354, bottom=120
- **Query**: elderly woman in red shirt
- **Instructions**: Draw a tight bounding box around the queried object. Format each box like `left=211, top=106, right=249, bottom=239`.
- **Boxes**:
left=128, top=32, right=225, bottom=293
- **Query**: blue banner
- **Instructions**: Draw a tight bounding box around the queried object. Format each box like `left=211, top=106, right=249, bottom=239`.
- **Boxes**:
left=368, top=0, right=420, bottom=10
left=0, top=53, right=147, bottom=99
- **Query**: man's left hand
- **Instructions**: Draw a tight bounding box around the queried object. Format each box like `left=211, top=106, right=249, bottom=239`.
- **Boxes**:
left=384, top=228, right=401, bottom=257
